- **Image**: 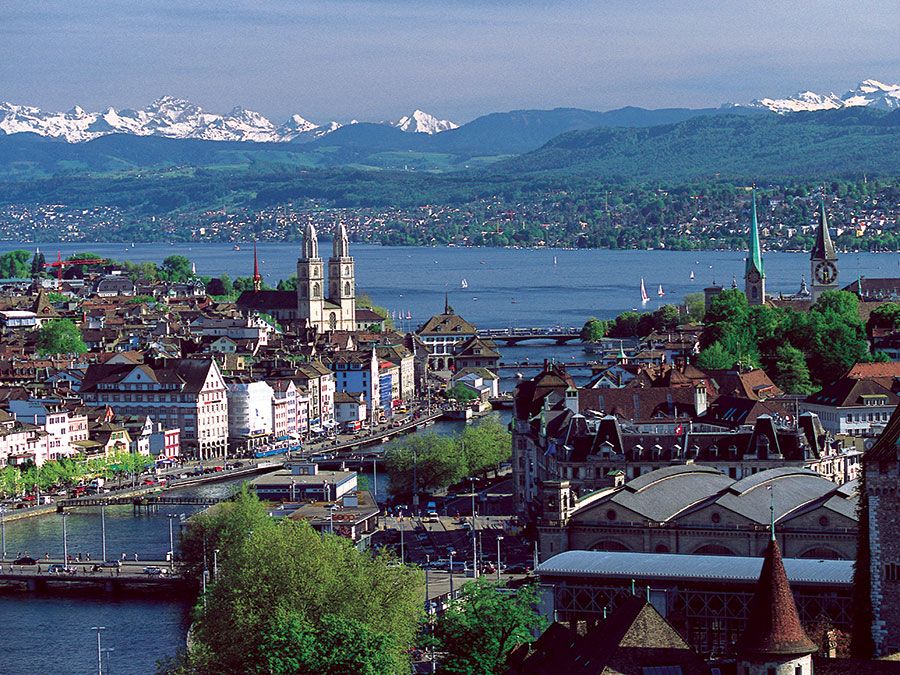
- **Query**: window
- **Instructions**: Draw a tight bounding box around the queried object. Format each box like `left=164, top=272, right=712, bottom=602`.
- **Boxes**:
left=606, top=509, right=617, bottom=521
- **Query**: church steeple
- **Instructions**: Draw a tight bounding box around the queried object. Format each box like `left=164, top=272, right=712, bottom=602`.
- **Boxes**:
left=810, top=196, right=839, bottom=302
left=333, top=222, right=350, bottom=259
left=301, top=222, right=319, bottom=260
left=252, top=239, right=262, bottom=292
left=744, top=188, right=766, bottom=306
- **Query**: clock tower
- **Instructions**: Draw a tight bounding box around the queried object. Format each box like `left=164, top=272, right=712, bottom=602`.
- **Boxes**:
left=810, top=198, right=838, bottom=302
left=744, top=189, right=765, bottom=306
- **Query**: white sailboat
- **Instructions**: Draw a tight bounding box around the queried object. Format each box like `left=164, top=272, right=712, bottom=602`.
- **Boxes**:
left=658, top=284, right=665, bottom=297
left=690, top=270, right=695, bottom=280
left=640, top=278, right=650, bottom=304
left=461, top=278, right=468, bottom=289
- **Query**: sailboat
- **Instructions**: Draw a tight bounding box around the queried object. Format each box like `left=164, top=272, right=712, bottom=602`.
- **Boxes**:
left=406, top=310, right=412, bottom=320
left=640, top=278, right=650, bottom=304
left=461, top=278, right=468, bottom=289
left=658, top=284, right=665, bottom=297
left=553, top=256, right=558, bottom=265
left=690, top=270, right=695, bottom=280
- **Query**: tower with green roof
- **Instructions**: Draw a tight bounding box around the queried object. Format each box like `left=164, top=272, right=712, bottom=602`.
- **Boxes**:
left=744, top=188, right=766, bottom=305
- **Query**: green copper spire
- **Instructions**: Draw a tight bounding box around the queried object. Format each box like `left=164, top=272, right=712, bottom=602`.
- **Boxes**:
left=811, top=196, right=837, bottom=261
left=746, top=188, right=764, bottom=276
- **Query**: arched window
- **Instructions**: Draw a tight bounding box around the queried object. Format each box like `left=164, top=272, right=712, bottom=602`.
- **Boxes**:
left=313, top=283, right=320, bottom=298
left=329, top=312, right=337, bottom=330
left=344, top=282, right=351, bottom=296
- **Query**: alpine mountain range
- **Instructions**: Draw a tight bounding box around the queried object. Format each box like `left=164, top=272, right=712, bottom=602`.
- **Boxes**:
left=0, top=78, right=895, bottom=145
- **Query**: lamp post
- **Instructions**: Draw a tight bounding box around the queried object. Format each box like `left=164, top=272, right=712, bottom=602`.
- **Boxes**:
left=167, top=514, right=177, bottom=569
left=91, top=626, right=106, bottom=675
left=101, top=647, right=114, bottom=675
left=372, top=456, right=377, bottom=502
left=61, top=511, right=69, bottom=566
left=213, top=548, right=219, bottom=580
left=0, top=506, right=6, bottom=560
left=448, top=548, right=455, bottom=597
left=100, top=501, right=107, bottom=563
left=496, top=535, right=504, bottom=583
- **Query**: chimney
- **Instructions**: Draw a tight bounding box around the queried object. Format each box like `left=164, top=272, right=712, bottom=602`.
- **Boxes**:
left=565, top=386, right=579, bottom=415
left=694, top=382, right=708, bottom=416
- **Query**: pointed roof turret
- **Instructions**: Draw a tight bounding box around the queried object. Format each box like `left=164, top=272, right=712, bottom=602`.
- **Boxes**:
left=811, top=197, right=837, bottom=261
left=333, top=223, right=350, bottom=258
left=301, top=222, right=319, bottom=260
left=736, top=537, right=818, bottom=660
left=745, top=188, right=764, bottom=277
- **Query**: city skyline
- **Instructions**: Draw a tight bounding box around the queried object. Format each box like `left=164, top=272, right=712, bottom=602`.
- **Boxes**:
left=1, top=0, right=898, bottom=123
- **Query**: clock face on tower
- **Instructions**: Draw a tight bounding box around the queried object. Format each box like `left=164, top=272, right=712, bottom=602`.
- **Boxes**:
left=747, top=270, right=761, bottom=283
left=814, top=261, right=837, bottom=285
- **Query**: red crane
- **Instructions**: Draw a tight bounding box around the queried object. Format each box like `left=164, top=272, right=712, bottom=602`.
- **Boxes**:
left=44, top=251, right=107, bottom=282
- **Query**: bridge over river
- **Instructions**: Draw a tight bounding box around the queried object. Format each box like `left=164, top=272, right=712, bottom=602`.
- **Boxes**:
left=477, top=327, right=583, bottom=345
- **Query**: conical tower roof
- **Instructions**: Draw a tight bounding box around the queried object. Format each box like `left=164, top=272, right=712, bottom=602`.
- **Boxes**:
left=745, top=189, right=764, bottom=276
left=333, top=222, right=350, bottom=258
left=810, top=198, right=837, bottom=261
left=301, top=222, right=319, bottom=260
left=736, top=537, right=817, bottom=660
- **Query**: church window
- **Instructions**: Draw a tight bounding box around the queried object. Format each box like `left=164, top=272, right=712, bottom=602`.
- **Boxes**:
left=345, top=282, right=351, bottom=296
left=344, top=265, right=350, bottom=275
left=313, top=283, right=320, bottom=297
left=329, top=313, right=337, bottom=330
left=606, top=509, right=617, bottom=521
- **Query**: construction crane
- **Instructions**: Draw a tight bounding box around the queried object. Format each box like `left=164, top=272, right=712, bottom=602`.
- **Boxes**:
left=44, top=251, right=107, bottom=283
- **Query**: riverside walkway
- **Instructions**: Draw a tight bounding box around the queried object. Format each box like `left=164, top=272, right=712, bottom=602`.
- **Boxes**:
left=0, top=560, right=191, bottom=593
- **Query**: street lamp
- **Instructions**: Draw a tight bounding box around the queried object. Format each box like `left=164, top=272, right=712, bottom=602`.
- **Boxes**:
left=61, top=511, right=69, bottom=566
left=0, top=506, right=6, bottom=560
left=101, top=647, right=114, bottom=675
left=213, top=548, right=219, bottom=579
left=496, top=535, right=504, bottom=583
left=166, top=514, right=178, bottom=569
left=448, top=548, right=455, bottom=597
left=91, top=626, right=106, bottom=675
left=100, top=501, right=107, bottom=563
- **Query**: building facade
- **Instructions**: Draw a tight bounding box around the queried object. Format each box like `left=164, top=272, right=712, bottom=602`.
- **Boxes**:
left=296, top=222, right=356, bottom=333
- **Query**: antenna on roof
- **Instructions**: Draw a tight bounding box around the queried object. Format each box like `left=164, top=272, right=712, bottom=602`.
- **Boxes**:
left=768, top=485, right=775, bottom=541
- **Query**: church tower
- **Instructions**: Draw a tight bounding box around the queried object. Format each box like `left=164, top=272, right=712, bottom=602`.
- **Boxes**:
left=745, top=188, right=766, bottom=306
left=810, top=198, right=838, bottom=302
left=328, top=223, right=356, bottom=331
left=297, top=222, right=324, bottom=330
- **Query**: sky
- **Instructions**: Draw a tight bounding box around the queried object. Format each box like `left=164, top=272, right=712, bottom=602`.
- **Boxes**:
left=0, top=0, right=897, bottom=124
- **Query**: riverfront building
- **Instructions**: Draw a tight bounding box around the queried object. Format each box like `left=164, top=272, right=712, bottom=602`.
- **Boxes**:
left=80, top=358, right=228, bottom=459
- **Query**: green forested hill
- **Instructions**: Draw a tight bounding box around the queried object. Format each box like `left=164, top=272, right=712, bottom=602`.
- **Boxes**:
left=499, top=108, right=900, bottom=180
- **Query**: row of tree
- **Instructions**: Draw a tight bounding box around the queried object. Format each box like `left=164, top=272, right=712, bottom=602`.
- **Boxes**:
left=165, top=489, right=543, bottom=674
left=384, top=416, right=511, bottom=500
left=581, top=303, right=682, bottom=342
left=0, top=451, right=155, bottom=498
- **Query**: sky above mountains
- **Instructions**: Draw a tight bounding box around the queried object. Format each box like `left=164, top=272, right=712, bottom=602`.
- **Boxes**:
left=1, top=0, right=897, bottom=123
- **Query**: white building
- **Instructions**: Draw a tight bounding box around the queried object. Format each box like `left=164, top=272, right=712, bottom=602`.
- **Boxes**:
left=226, top=379, right=274, bottom=451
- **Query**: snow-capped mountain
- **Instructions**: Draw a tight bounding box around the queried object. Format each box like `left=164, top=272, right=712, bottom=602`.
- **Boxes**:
left=0, top=96, right=342, bottom=143
left=0, top=97, right=463, bottom=143
left=745, top=79, right=900, bottom=113
left=392, top=110, right=458, bottom=134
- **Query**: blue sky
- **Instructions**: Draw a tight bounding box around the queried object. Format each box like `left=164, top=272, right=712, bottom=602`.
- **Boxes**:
left=0, top=0, right=897, bottom=123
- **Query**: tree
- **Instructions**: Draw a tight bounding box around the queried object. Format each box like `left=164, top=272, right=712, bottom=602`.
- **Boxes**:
left=683, top=292, right=705, bottom=322
left=446, top=384, right=477, bottom=403
left=458, top=416, right=511, bottom=478
left=867, top=302, right=900, bottom=335
left=695, top=342, right=736, bottom=370
left=580, top=317, right=609, bottom=342
left=37, top=318, right=87, bottom=355
left=0, top=250, right=31, bottom=278
left=607, top=311, right=642, bottom=338
left=385, top=433, right=466, bottom=499
left=435, top=580, right=546, bottom=674
left=771, top=344, right=815, bottom=394
left=30, top=250, right=46, bottom=277
left=170, top=491, right=422, bottom=675
left=160, top=255, right=193, bottom=282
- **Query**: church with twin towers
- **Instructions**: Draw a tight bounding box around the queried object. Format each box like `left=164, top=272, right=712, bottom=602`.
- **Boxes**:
left=296, top=222, right=357, bottom=333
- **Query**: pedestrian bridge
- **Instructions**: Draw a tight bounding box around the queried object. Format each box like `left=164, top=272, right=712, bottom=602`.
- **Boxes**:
left=57, top=495, right=225, bottom=512
left=477, top=327, right=582, bottom=345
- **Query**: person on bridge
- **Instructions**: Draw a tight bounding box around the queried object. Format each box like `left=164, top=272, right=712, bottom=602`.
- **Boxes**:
left=134, top=553, right=138, bottom=562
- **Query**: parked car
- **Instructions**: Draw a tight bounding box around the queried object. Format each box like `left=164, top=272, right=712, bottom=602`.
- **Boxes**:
left=143, top=566, right=165, bottom=576
left=13, top=556, right=36, bottom=565
left=100, top=560, right=121, bottom=568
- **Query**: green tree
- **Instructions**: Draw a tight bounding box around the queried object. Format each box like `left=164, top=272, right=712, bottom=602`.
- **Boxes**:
left=446, top=384, right=477, bottom=403
left=580, top=317, right=609, bottom=342
left=695, top=342, right=736, bottom=370
left=458, top=416, right=512, bottom=478
left=771, top=344, right=815, bottom=394
left=171, top=491, right=422, bottom=675
left=683, top=292, right=705, bottom=322
left=607, top=311, right=642, bottom=338
left=385, top=433, right=466, bottom=499
left=160, top=255, right=193, bottom=282
left=30, top=250, right=46, bottom=277
left=435, top=580, right=546, bottom=675
left=0, top=249, right=31, bottom=278
left=37, top=318, right=88, bottom=355
left=867, top=302, right=900, bottom=335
